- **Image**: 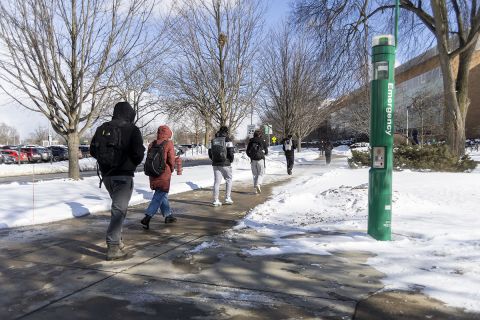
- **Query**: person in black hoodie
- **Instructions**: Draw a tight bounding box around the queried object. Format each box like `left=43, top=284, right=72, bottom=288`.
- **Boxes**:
left=281, top=134, right=297, bottom=175
left=208, top=126, right=235, bottom=206
left=246, top=129, right=268, bottom=194
left=90, top=101, right=145, bottom=261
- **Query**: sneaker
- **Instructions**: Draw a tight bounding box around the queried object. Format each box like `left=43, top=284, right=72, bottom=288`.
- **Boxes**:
left=224, top=197, right=234, bottom=205
left=140, top=215, right=151, bottom=230
left=287, top=169, right=292, bottom=175
left=106, top=244, right=127, bottom=261
left=212, top=199, right=222, bottom=207
left=255, top=185, right=262, bottom=194
left=164, top=215, right=177, bottom=224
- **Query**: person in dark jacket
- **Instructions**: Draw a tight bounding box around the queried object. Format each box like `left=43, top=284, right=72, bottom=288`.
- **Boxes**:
left=246, top=129, right=268, bottom=194
left=208, top=126, right=235, bottom=206
left=140, top=125, right=176, bottom=230
left=324, top=141, right=333, bottom=165
left=90, top=101, right=145, bottom=261
left=281, top=134, right=297, bottom=175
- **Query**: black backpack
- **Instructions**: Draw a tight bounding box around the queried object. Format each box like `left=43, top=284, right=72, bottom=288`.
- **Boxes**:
left=247, top=140, right=264, bottom=160
left=144, top=140, right=167, bottom=177
left=92, top=121, right=125, bottom=168
left=211, top=137, right=227, bottom=163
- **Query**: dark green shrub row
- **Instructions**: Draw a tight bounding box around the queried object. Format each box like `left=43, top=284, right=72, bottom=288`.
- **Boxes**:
left=348, top=145, right=477, bottom=172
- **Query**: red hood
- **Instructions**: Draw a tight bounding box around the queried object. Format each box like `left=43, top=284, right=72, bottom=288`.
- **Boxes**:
left=157, top=125, right=172, bottom=141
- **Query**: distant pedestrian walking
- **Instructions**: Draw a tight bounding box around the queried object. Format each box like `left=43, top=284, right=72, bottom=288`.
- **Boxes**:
left=319, top=141, right=325, bottom=156
left=246, top=129, right=268, bottom=194
left=324, top=141, right=333, bottom=165
left=208, top=126, right=235, bottom=206
left=90, top=101, right=145, bottom=261
left=141, top=125, right=177, bottom=230
left=281, top=134, right=297, bottom=175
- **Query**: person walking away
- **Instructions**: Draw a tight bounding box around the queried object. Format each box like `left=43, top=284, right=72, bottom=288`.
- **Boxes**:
left=208, top=126, right=235, bottom=206
left=141, top=125, right=177, bottom=230
left=324, top=141, right=333, bottom=165
left=281, top=134, right=297, bottom=175
left=90, top=101, right=145, bottom=261
left=246, top=129, right=268, bottom=194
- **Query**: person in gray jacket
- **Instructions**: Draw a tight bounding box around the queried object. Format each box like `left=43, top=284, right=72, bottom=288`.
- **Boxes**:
left=208, top=126, right=235, bottom=206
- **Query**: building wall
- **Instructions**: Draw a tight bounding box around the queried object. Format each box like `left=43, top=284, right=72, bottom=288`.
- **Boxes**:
left=395, top=49, right=480, bottom=138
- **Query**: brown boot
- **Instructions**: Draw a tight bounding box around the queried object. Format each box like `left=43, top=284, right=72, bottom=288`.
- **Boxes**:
left=106, top=244, right=127, bottom=261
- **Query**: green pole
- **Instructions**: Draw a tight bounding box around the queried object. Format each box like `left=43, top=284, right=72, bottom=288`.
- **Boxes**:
left=368, top=35, right=396, bottom=241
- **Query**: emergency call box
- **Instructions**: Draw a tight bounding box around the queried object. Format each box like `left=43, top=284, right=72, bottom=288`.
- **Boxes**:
left=373, top=147, right=385, bottom=168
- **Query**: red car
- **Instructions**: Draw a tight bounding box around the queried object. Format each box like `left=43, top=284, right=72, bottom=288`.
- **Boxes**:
left=0, top=150, right=28, bottom=163
left=21, top=147, right=42, bottom=163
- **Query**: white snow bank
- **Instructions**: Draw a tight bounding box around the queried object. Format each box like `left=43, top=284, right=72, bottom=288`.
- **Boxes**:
left=0, top=147, right=321, bottom=229
left=235, top=165, right=480, bottom=312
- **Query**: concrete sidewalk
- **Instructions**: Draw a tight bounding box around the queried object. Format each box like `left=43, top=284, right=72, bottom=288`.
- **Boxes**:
left=0, top=169, right=477, bottom=319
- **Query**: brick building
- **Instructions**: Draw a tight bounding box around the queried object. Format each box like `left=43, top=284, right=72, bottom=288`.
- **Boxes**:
left=329, top=41, right=480, bottom=142
left=394, top=40, right=480, bottom=139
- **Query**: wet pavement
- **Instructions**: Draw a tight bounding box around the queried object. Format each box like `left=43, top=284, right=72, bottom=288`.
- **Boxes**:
left=0, top=159, right=478, bottom=319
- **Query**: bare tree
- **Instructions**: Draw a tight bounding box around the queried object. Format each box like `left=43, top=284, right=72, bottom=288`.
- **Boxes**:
left=294, top=0, right=480, bottom=157
left=0, top=0, right=153, bottom=179
left=259, top=24, right=334, bottom=151
left=167, top=0, right=265, bottom=141
left=105, top=13, right=174, bottom=138
left=0, top=122, right=19, bottom=145
left=409, top=91, right=445, bottom=145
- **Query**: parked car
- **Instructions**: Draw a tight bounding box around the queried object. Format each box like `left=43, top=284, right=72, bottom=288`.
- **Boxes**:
left=0, top=153, right=15, bottom=164
left=36, top=147, right=52, bottom=162
left=1, top=145, right=18, bottom=150
left=0, top=150, right=28, bottom=163
left=48, top=146, right=69, bottom=161
left=21, top=147, right=42, bottom=163
left=79, top=145, right=90, bottom=158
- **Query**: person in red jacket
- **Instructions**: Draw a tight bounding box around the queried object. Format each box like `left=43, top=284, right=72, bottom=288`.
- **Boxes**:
left=141, top=125, right=177, bottom=229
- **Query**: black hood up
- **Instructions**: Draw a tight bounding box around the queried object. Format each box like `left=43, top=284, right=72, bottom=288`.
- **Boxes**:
left=112, top=102, right=135, bottom=123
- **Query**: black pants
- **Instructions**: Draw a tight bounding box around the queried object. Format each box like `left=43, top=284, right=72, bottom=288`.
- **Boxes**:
left=325, top=152, right=332, bottom=165
left=285, top=152, right=294, bottom=170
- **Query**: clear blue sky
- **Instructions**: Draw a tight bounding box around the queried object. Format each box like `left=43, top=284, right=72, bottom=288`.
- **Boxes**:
left=264, top=0, right=292, bottom=28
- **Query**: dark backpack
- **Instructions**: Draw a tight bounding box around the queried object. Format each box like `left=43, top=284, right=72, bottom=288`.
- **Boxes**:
left=144, top=140, right=167, bottom=177
left=211, top=137, right=227, bottom=163
left=92, top=121, right=125, bottom=168
left=247, top=141, right=264, bottom=160
left=284, top=138, right=293, bottom=151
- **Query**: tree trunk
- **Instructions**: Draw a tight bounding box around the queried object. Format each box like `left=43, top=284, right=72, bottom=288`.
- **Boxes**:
left=297, top=136, right=302, bottom=152
left=430, top=2, right=477, bottom=158
left=204, top=119, right=210, bottom=146
left=67, top=132, right=80, bottom=180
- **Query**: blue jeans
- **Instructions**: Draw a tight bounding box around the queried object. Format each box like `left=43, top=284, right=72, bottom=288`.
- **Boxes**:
left=146, top=190, right=171, bottom=217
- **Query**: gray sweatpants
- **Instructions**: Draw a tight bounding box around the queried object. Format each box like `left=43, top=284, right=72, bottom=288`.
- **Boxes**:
left=213, top=166, right=232, bottom=200
left=103, top=176, right=133, bottom=245
left=251, top=160, right=265, bottom=187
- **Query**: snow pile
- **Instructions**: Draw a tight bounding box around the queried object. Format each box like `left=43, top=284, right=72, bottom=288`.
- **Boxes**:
left=0, top=158, right=98, bottom=178
left=0, top=146, right=321, bottom=229
left=332, top=145, right=352, bottom=156
left=235, top=166, right=480, bottom=312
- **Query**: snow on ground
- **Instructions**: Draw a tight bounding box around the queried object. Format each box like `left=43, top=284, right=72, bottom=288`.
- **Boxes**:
left=0, top=148, right=210, bottom=178
left=233, top=157, right=480, bottom=313
left=467, top=149, right=480, bottom=162
left=0, top=148, right=320, bottom=229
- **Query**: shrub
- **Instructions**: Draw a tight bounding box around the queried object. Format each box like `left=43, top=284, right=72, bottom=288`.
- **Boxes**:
left=348, top=149, right=370, bottom=168
left=347, top=144, right=477, bottom=172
